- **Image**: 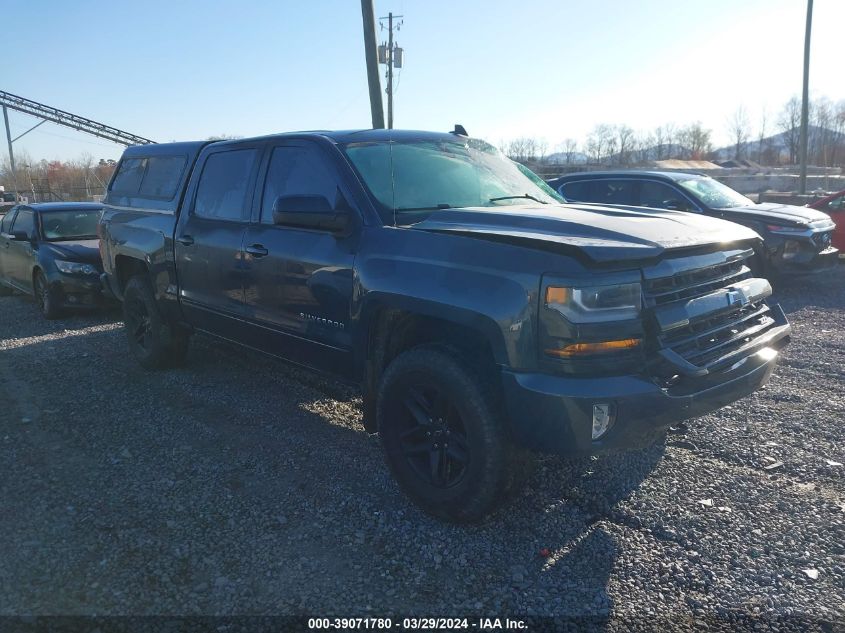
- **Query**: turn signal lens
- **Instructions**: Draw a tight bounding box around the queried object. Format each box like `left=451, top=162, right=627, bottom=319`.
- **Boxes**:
left=545, top=286, right=571, bottom=304
left=545, top=338, right=641, bottom=358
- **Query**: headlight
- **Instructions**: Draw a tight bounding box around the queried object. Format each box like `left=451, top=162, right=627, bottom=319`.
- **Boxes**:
left=767, top=224, right=807, bottom=234
left=55, top=260, right=97, bottom=275
left=545, top=282, right=641, bottom=323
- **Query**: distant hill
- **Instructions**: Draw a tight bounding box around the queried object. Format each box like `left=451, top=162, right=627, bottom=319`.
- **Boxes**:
left=711, top=125, right=844, bottom=161
left=540, top=125, right=844, bottom=167
left=545, top=151, right=589, bottom=165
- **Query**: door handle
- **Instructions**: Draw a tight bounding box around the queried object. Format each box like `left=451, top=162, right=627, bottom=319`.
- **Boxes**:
left=245, top=244, right=269, bottom=258
left=176, top=235, right=194, bottom=246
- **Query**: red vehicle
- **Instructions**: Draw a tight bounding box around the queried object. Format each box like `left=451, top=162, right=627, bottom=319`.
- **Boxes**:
left=809, top=189, right=845, bottom=251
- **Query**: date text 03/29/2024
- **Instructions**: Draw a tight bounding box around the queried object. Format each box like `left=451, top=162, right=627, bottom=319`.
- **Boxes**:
left=307, top=617, right=528, bottom=630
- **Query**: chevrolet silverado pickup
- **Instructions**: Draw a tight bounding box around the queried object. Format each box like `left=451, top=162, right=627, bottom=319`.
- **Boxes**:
left=99, top=129, right=791, bottom=522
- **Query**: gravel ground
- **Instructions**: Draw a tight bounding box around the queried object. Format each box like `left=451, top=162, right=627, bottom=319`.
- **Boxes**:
left=1, top=267, right=843, bottom=631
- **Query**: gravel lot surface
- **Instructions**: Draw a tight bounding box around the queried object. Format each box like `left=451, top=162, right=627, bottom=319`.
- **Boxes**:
left=1, top=267, right=844, bottom=631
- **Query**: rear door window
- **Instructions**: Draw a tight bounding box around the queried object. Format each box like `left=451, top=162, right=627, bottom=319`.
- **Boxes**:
left=193, top=149, right=258, bottom=221
left=111, top=158, right=147, bottom=194
left=11, top=209, right=35, bottom=238
left=559, top=181, right=593, bottom=202
left=591, top=179, right=637, bottom=205
left=0, top=208, right=18, bottom=233
left=139, top=156, right=187, bottom=199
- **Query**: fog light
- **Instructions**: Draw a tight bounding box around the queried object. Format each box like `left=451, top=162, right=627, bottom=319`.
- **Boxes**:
left=781, top=240, right=800, bottom=261
left=592, top=404, right=614, bottom=440
left=756, top=347, right=778, bottom=361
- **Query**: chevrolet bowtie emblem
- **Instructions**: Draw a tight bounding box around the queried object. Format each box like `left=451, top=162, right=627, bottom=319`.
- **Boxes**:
left=726, top=288, right=750, bottom=308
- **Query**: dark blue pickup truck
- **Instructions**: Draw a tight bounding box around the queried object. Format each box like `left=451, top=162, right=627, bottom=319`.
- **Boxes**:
left=99, top=129, right=791, bottom=522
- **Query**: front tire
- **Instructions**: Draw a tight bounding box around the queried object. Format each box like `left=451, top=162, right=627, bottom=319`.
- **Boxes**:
left=122, top=275, right=189, bottom=370
left=377, top=346, right=530, bottom=523
left=34, top=270, right=62, bottom=320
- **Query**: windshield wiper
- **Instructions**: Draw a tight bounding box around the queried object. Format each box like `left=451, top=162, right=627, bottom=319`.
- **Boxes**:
left=489, top=194, right=547, bottom=204
left=395, top=203, right=453, bottom=212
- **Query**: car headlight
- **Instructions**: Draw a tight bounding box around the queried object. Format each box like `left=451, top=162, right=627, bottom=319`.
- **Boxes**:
left=545, top=282, right=642, bottom=323
left=55, top=260, right=97, bottom=275
left=766, top=224, right=807, bottom=234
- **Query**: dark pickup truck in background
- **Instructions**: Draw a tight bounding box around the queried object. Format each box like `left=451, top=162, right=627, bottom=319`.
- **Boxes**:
left=548, top=171, right=839, bottom=278
left=99, top=130, right=791, bottom=522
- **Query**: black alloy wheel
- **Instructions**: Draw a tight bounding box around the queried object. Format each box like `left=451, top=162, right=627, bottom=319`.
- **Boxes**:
left=34, top=270, right=61, bottom=319
left=122, top=275, right=189, bottom=370
left=125, top=293, right=153, bottom=353
left=377, top=346, right=531, bottom=523
left=396, top=381, right=471, bottom=489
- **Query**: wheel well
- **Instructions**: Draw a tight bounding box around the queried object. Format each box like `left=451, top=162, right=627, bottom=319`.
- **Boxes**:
left=362, top=309, right=498, bottom=431
left=31, top=266, right=43, bottom=291
left=114, top=256, right=149, bottom=294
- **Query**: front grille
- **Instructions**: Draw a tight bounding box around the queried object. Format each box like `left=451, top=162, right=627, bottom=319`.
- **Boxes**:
left=644, top=259, right=749, bottom=305
left=812, top=231, right=833, bottom=251
left=643, top=249, right=779, bottom=374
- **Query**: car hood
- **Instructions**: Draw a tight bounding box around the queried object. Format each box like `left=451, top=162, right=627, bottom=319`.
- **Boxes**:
left=43, top=239, right=102, bottom=264
left=717, top=202, right=832, bottom=227
left=411, top=204, right=760, bottom=263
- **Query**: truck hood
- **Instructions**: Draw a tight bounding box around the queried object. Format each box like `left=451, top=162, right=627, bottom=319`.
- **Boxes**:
left=717, top=202, right=831, bottom=227
left=43, top=239, right=102, bottom=264
left=411, top=204, right=760, bottom=263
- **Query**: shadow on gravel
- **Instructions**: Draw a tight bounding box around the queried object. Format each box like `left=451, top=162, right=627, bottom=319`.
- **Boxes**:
left=1, top=292, right=671, bottom=618
left=464, top=442, right=667, bottom=618
left=0, top=295, right=120, bottom=341
left=771, top=263, right=845, bottom=314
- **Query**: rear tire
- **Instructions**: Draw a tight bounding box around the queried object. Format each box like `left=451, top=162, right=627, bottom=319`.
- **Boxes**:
left=122, top=275, right=189, bottom=370
left=377, top=345, right=531, bottom=523
left=34, top=270, right=62, bottom=320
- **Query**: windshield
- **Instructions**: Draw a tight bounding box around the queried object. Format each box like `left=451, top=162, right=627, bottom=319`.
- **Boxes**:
left=342, top=138, right=563, bottom=224
left=39, top=209, right=101, bottom=241
left=677, top=177, right=753, bottom=209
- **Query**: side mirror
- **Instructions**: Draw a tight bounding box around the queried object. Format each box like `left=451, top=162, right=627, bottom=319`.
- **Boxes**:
left=10, top=230, right=30, bottom=241
left=663, top=199, right=686, bottom=211
left=272, top=195, right=350, bottom=233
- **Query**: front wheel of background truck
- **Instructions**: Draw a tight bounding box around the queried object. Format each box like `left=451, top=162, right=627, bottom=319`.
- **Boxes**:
left=377, top=345, right=532, bottom=523
left=122, top=275, right=189, bottom=370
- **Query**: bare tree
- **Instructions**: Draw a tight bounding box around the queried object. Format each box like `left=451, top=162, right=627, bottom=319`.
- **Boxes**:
left=585, top=124, right=614, bottom=164
left=756, top=108, right=768, bottom=165
left=728, top=106, right=751, bottom=160
left=615, top=125, right=635, bottom=165
left=558, top=138, right=579, bottom=165
left=832, top=100, right=845, bottom=167
left=503, top=138, right=532, bottom=162
left=634, top=131, right=655, bottom=163
left=778, top=97, right=801, bottom=164
left=677, top=122, right=713, bottom=160
left=810, top=97, right=833, bottom=167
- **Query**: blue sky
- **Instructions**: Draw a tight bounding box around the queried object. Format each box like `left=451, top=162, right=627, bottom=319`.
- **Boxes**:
left=3, top=0, right=844, bottom=162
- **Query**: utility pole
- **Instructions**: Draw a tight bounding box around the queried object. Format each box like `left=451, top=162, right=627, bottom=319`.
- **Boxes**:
left=387, top=12, right=394, bottom=129
left=378, top=12, right=404, bottom=129
left=360, top=0, right=385, bottom=129
left=3, top=105, right=18, bottom=197
left=798, top=0, right=813, bottom=194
